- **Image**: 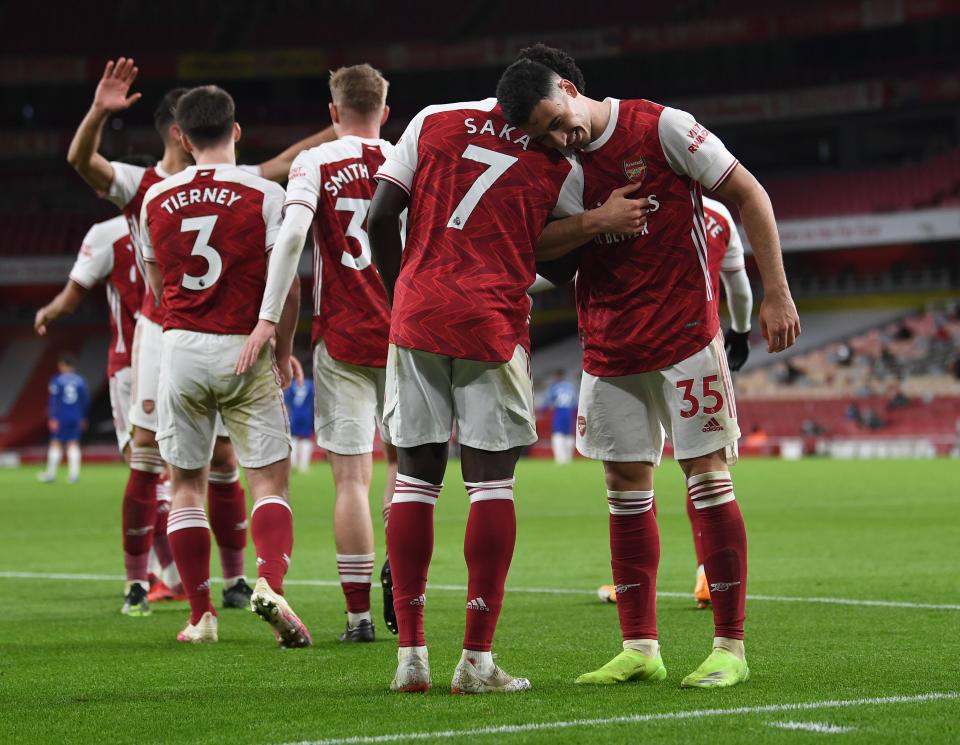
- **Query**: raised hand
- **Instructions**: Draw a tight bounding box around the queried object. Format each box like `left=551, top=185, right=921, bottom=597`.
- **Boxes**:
left=93, top=58, right=142, bottom=113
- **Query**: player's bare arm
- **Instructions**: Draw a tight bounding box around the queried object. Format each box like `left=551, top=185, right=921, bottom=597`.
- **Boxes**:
left=714, top=165, right=800, bottom=353
left=66, top=58, right=142, bottom=195
left=34, top=280, right=89, bottom=336
left=143, top=259, right=163, bottom=302
left=367, top=180, right=408, bottom=305
left=273, top=276, right=301, bottom=389
left=258, top=126, right=336, bottom=182
left=537, top=182, right=649, bottom=261
left=237, top=203, right=315, bottom=375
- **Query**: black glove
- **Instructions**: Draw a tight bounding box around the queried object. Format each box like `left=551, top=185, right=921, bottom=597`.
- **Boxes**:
left=724, top=328, right=750, bottom=372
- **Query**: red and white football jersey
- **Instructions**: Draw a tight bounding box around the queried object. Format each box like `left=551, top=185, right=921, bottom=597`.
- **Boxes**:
left=140, top=164, right=284, bottom=335
left=572, top=99, right=739, bottom=376
left=376, top=98, right=579, bottom=363
left=285, top=136, right=394, bottom=368
left=107, top=161, right=171, bottom=327
left=702, top=196, right=746, bottom=300
left=68, top=215, right=143, bottom=376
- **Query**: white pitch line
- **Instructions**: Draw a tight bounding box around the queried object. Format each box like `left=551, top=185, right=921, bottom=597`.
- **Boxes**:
left=275, top=692, right=957, bottom=745
left=767, top=721, right=855, bottom=733
left=0, top=571, right=958, bottom=611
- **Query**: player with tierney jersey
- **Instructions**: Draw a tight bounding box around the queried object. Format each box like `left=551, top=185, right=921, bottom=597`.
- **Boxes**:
left=498, top=45, right=800, bottom=689
left=67, top=58, right=334, bottom=616
left=262, top=64, right=400, bottom=643
left=140, top=85, right=308, bottom=646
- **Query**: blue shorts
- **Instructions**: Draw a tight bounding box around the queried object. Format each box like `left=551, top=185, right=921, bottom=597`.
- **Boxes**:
left=53, top=420, right=82, bottom=442
left=290, top=419, right=314, bottom=439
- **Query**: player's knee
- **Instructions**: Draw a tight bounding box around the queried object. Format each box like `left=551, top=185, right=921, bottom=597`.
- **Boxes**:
left=210, top=438, right=238, bottom=472
left=131, top=426, right=158, bottom=449
left=603, top=460, right=654, bottom=492
left=678, top=449, right=729, bottom=479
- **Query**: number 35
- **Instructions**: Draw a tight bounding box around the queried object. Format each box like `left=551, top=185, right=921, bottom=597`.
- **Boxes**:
left=675, top=375, right=724, bottom=419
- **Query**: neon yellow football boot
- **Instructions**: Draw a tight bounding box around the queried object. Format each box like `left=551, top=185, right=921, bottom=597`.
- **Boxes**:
left=575, top=649, right=667, bottom=685
left=681, top=647, right=750, bottom=688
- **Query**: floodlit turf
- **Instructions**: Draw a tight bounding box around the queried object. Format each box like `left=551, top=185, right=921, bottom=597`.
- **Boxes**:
left=0, top=458, right=958, bottom=745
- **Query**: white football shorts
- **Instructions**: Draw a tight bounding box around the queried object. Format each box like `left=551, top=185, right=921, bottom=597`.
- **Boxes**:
left=157, top=329, right=291, bottom=470
left=108, top=366, right=133, bottom=453
left=577, top=333, right=740, bottom=464
left=313, top=341, right=389, bottom=456
left=128, top=315, right=162, bottom=432
left=382, top=343, right=537, bottom=451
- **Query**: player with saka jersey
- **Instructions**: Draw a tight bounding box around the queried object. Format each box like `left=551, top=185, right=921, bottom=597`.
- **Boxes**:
left=265, top=64, right=400, bottom=643
left=141, top=85, right=308, bottom=646
left=498, top=46, right=800, bottom=689
left=67, top=58, right=334, bottom=616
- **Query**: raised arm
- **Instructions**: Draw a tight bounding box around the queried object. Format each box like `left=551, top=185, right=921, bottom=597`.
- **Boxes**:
left=258, top=126, right=337, bottom=183
left=66, top=58, right=143, bottom=195
left=367, top=180, right=409, bottom=305
left=34, top=281, right=90, bottom=336
left=714, top=165, right=799, bottom=353
left=537, top=182, right=649, bottom=261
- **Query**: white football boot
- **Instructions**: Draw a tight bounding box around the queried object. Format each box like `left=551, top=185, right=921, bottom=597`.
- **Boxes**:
left=390, top=646, right=431, bottom=693
left=176, top=611, right=218, bottom=643
left=249, top=577, right=312, bottom=648
left=451, top=651, right=531, bottom=694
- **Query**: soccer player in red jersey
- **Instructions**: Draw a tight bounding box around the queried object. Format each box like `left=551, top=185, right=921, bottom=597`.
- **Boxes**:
left=67, top=58, right=333, bottom=615
left=140, top=85, right=309, bottom=646
left=270, top=64, right=399, bottom=642
left=498, top=45, right=800, bottom=688
left=35, top=214, right=142, bottom=461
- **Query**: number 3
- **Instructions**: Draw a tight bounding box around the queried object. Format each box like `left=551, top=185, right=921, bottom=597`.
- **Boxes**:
left=180, top=215, right=222, bottom=291
left=676, top=375, right=724, bottom=419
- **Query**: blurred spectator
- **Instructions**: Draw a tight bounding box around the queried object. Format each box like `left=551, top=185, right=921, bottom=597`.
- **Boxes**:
left=835, top=342, right=853, bottom=366
left=846, top=402, right=861, bottom=423
left=744, top=424, right=769, bottom=447
left=801, top=418, right=825, bottom=435
left=860, top=407, right=884, bottom=430
left=887, top=386, right=910, bottom=411
left=894, top=322, right=914, bottom=341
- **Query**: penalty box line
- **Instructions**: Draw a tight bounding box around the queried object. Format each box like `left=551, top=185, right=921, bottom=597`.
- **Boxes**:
left=0, top=571, right=958, bottom=612
left=275, top=692, right=960, bottom=745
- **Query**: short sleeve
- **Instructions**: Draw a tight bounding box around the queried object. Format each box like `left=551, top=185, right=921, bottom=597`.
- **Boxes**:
left=263, top=183, right=285, bottom=249
left=375, top=111, right=423, bottom=193
left=552, top=157, right=585, bottom=218
left=238, top=164, right=263, bottom=177
left=283, top=150, right=321, bottom=213
left=106, top=162, right=147, bottom=209
left=68, top=223, right=115, bottom=288
left=658, top=108, right=738, bottom=191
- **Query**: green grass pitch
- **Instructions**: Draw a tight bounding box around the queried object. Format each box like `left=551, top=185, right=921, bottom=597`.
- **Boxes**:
left=0, top=458, right=958, bottom=744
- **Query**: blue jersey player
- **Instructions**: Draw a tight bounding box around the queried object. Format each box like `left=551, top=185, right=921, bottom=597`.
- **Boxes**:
left=284, top=374, right=315, bottom=474
left=544, top=370, right=577, bottom=464
left=40, top=354, right=89, bottom=483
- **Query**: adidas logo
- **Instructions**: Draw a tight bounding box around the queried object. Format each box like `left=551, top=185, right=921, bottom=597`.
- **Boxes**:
left=125, top=526, right=153, bottom=536
left=256, top=557, right=266, bottom=566
left=701, top=417, right=724, bottom=433
left=282, top=553, right=291, bottom=566
left=466, top=597, right=490, bottom=612
left=234, top=520, right=249, bottom=530
left=198, top=579, right=210, bottom=591
left=709, top=581, right=741, bottom=592
left=615, top=583, right=641, bottom=594
left=409, top=594, right=426, bottom=607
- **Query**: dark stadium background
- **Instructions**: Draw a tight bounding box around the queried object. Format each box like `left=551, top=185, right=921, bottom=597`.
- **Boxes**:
left=2, top=0, right=959, bottom=460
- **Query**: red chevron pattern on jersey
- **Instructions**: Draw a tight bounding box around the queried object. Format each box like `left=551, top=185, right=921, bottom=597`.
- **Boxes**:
left=143, top=168, right=272, bottom=335
left=382, top=101, right=573, bottom=363
left=122, top=166, right=167, bottom=327
left=289, top=140, right=392, bottom=367
left=577, top=100, right=724, bottom=376
left=704, top=201, right=734, bottom=299
left=105, top=230, right=142, bottom=375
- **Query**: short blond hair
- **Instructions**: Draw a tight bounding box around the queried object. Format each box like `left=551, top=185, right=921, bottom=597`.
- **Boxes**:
left=329, top=63, right=389, bottom=117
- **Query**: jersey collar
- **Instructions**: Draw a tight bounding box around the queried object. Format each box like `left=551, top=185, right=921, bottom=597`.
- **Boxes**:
left=583, top=98, right=620, bottom=153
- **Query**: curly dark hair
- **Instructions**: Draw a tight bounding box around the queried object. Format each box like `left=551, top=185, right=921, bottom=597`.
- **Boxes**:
left=515, top=43, right=586, bottom=94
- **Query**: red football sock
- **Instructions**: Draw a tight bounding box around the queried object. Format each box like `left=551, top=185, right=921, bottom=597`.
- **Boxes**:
left=462, top=479, right=516, bottom=652
left=167, top=507, right=214, bottom=624
left=387, top=475, right=441, bottom=648
left=337, top=553, right=374, bottom=613
left=607, top=490, right=659, bottom=640
left=208, top=473, right=247, bottom=581
left=122, top=449, right=163, bottom=582
left=687, top=471, right=747, bottom=640
left=152, top=499, right=174, bottom=570
left=250, top=496, right=293, bottom=594
left=686, top=495, right=705, bottom=567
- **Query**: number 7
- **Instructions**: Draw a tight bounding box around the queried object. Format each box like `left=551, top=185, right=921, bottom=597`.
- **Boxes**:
left=446, top=145, right=518, bottom=230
